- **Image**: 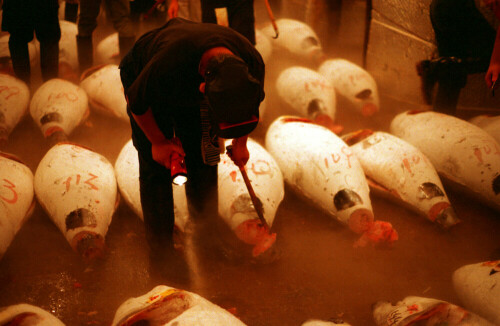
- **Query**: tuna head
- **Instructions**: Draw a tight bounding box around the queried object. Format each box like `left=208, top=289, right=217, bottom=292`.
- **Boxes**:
left=355, top=89, right=378, bottom=116
left=418, top=182, right=460, bottom=228
left=308, top=99, right=343, bottom=134
left=230, top=195, right=277, bottom=258
left=39, top=110, right=68, bottom=144
left=66, top=208, right=105, bottom=261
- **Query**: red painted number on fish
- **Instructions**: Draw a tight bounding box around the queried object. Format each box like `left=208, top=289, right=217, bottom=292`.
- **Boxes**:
left=474, top=141, right=500, bottom=163
left=63, top=173, right=99, bottom=192
left=250, top=160, right=271, bottom=175
left=0, top=85, right=20, bottom=100
left=0, top=179, right=18, bottom=204
left=304, top=80, right=333, bottom=92
left=326, top=146, right=353, bottom=168
left=48, top=92, right=78, bottom=102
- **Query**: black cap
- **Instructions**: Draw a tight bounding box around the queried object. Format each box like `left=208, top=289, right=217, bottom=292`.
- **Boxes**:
left=204, top=55, right=263, bottom=139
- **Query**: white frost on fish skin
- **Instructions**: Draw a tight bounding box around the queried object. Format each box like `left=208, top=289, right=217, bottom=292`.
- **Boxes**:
left=265, top=116, right=372, bottom=227
left=453, top=260, right=500, bottom=325
left=34, top=143, right=117, bottom=249
left=276, top=66, right=336, bottom=121
left=29, top=79, right=89, bottom=138
left=80, top=64, right=129, bottom=122
left=372, top=296, right=496, bottom=326
left=390, top=110, right=500, bottom=212
left=0, top=74, right=30, bottom=141
left=348, top=131, right=457, bottom=227
left=111, top=285, right=247, bottom=326
left=0, top=303, right=66, bottom=325
left=318, top=59, right=379, bottom=117
left=0, top=153, right=34, bottom=259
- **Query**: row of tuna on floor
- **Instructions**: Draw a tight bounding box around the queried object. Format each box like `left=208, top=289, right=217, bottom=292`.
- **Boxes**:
left=1, top=110, right=500, bottom=325
left=1, top=262, right=499, bottom=326
left=0, top=17, right=499, bottom=326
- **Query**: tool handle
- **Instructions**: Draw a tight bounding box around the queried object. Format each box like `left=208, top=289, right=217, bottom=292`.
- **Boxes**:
left=226, top=145, right=269, bottom=228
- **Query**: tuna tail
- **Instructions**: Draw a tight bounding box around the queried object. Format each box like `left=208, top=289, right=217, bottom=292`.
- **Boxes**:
left=429, top=202, right=460, bottom=229
left=71, top=231, right=106, bottom=261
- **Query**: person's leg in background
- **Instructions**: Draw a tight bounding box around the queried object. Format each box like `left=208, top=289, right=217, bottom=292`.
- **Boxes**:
left=77, top=0, right=101, bottom=72
left=7, top=28, right=33, bottom=86
left=104, top=0, right=136, bottom=59
left=420, top=0, right=496, bottom=114
left=65, top=1, right=80, bottom=23
left=228, top=0, right=256, bottom=45
left=35, top=2, right=61, bottom=82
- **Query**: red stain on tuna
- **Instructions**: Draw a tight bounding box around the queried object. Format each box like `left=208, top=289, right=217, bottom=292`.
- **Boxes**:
left=474, top=148, right=483, bottom=163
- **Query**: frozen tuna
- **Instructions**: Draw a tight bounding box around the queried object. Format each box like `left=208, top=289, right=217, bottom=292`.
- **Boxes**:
left=0, top=73, right=30, bottom=145
left=114, top=139, right=189, bottom=234
left=58, top=20, right=79, bottom=82
left=452, top=260, right=500, bottom=325
left=343, top=130, right=459, bottom=228
left=318, top=59, right=379, bottom=117
left=0, top=303, right=65, bottom=325
left=373, top=296, right=496, bottom=326
left=390, top=110, right=500, bottom=212
left=34, top=143, right=118, bottom=260
left=30, top=78, right=89, bottom=144
left=469, top=114, right=500, bottom=145
left=95, top=33, right=119, bottom=66
left=261, top=18, right=324, bottom=63
left=219, top=138, right=284, bottom=257
left=255, top=28, right=272, bottom=64
left=80, top=64, right=129, bottom=122
left=0, top=152, right=35, bottom=259
left=265, top=116, right=397, bottom=247
left=276, top=66, right=342, bottom=134
left=111, top=284, right=247, bottom=325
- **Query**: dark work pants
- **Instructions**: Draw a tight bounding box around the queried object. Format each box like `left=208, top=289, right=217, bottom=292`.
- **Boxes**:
left=430, top=0, right=496, bottom=113
left=137, top=106, right=219, bottom=252
left=201, top=0, right=256, bottom=45
left=2, top=2, right=61, bottom=85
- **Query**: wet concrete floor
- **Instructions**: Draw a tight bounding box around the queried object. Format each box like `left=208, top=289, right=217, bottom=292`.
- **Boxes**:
left=1, top=9, right=500, bottom=326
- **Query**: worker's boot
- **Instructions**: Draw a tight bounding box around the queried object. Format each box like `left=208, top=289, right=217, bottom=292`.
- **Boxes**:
left=118, top=36, right=136, bottom=60
left=417, top=56, right=482, bottom=114
left=8, top=40, right=31, bottom=86
left=40, top=39, right=59, bottom=81
left=76, top=35, right=93, bottom=73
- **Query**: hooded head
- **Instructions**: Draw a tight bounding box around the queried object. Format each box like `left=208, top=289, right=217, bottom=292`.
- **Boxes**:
left=203, top=55, right=264, bottom=139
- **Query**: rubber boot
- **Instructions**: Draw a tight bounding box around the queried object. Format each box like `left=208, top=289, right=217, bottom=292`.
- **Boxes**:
left=432, top=57, right=468, bottom=115
left=40, top=39, right=59, bottom=81
left=76, top=35, right=93, bottom=73
left=118, top=36, right=136, bottom=60
left=8, top=39, right=31, bottom=86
